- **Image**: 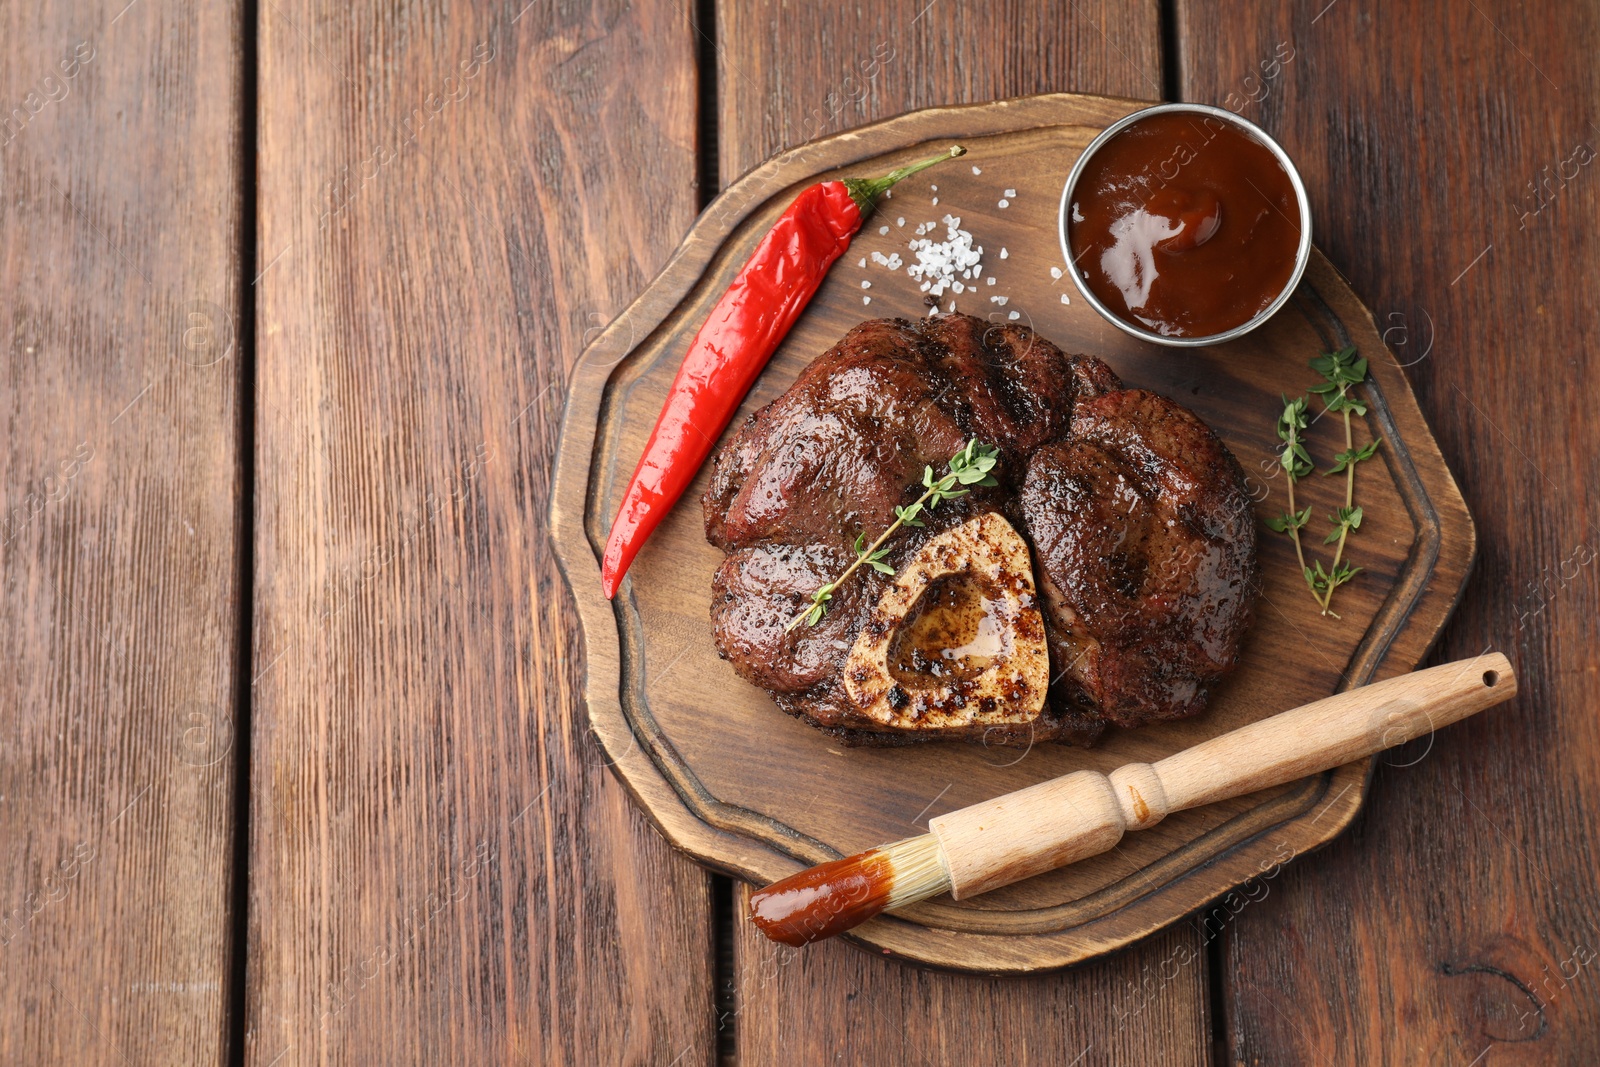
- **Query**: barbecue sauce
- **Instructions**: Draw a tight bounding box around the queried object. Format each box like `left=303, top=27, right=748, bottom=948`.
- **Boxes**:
left=1068, top=112, right=1302, bottom=338
left=748, top=850, right=893, bottom=946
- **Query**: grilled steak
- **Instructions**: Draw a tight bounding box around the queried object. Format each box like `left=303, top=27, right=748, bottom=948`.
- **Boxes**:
left=703, top=313, right=1257, bottom=745
left=1020, top=389, right=1260, bottom=729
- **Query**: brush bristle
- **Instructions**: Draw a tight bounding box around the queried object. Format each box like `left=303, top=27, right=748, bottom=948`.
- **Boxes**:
left=882, top=834, right=952, bottom=910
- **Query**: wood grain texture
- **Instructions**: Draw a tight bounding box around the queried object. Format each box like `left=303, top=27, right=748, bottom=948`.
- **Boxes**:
left=1175, top=1, right=1600, bottom=1062
left=0, top=3, right=242, bottom=1064
left=715, top=0, right=1166, bottom=186
left=247, top=2, right=711, bottom=1064
left=550, top=92, right=1474, bottom=971
left=731, top=905, right=1211, bottom=1067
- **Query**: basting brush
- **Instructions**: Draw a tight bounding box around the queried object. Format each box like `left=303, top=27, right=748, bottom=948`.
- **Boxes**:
left=750, top=653, right=1516, bottom=946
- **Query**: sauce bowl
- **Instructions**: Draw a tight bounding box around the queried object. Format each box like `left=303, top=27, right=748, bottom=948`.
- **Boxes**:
left=1058, top=103, right=1313, bottom=348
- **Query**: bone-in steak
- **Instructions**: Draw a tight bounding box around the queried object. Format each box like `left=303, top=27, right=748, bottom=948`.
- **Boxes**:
left=702, top=313, right=1257, bottom=745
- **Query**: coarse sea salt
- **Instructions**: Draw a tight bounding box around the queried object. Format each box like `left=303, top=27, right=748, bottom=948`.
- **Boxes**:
left=997, top=199, right=1010, bottom=209
left=1060, top=293, right=1070, bottom=304
left=971, top=165, right=982, bottom=175
left=1008, top=310, right=1020, bottom=320
left=1050, top=266, right=1063, bottom=279
left=1004, top=188, right=1016, bottom=198
left=879, top=225, right=890, bottom=235
left=904, top=214, right=984, bottom=300
left=999, top=247, right=1009, bottom=259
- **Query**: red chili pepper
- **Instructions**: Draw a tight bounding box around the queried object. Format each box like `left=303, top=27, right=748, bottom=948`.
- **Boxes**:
left=600, top=145, right=967, bottom=598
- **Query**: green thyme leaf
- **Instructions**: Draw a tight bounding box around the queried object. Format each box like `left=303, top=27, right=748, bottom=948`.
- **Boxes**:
left=1270, top=349, right=1376, bottom=617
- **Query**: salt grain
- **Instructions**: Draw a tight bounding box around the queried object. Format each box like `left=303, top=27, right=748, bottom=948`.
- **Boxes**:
left=904, top=215, right=986, bottom=303
left=1008, top=311, right=1020, bottom=320
left=858, top=257, right=867, bottom=268
left=896, top=217, right=905, bottom=227
left=863, top=296, right=872, bottom=305
left=1050, top=266, right=1063, bottom=279
left=1060, top=293, right=1071, bottom=304
left=986, top=276, right=996, bottom=286
left=971, top=165, right=982, bottom=175
left=931, top=197, right=939, bottom=205
left=879, top=225, right=890, bottom=235
left=1004, top=188, right=1016, bottom=198
left=997, top=199, right=1009, bottom=209
left=999, top=248, right=1009, bottom=260
left=861, top=279, right=871, bottom=289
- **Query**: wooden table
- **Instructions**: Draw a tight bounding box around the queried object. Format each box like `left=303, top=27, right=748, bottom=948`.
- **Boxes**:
left=2, top=1, right=1595, bottom=1063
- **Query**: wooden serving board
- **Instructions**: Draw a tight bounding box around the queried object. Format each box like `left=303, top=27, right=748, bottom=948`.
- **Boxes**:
left=549, top=93, right=1475, bottom=974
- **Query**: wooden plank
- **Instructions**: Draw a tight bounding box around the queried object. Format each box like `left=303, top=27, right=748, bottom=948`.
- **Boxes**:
left=733, top=909, right=1209, bottom=1066
left=711, top=2, right=1211, bottom=1059
left=1175, top=1, right=1600, bottom=1060
left=0, top=4, right=242, bottom=1065
left=716, top=0, right=1167, bottom=187
left=246, top=3, right=712, bottom=1063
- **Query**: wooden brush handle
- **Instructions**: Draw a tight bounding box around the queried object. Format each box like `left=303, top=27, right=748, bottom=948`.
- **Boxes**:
left=929, top=654, right=1515, bottom=899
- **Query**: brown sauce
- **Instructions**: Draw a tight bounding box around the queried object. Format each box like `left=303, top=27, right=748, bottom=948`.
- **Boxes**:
left=1068, top=112, right=1302, bottom=338
left=748, top=850, right=892, bottom=946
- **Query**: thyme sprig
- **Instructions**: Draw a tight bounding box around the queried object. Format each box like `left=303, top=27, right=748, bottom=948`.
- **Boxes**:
left=1265, top=347, right=1383, bottom=617
left=787, top=439, right=1000, bottom=631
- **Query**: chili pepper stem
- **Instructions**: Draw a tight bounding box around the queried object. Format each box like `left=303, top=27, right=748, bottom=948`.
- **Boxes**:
left=843, top=145, right=967, bottom=216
